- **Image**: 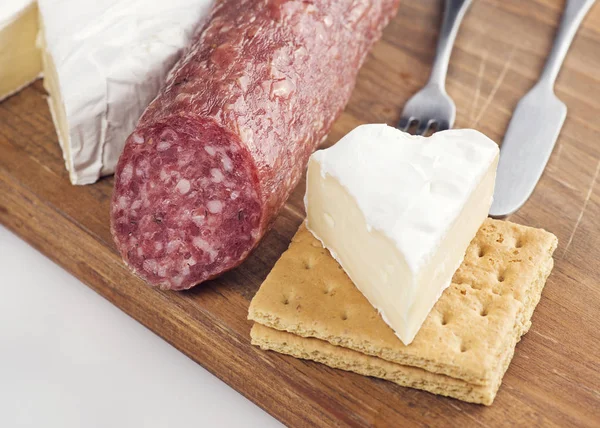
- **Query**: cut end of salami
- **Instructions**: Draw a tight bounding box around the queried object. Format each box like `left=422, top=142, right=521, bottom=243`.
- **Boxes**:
left=111, top=116, right=262, bottom=290
left=111, top=0, right=400, bottom=290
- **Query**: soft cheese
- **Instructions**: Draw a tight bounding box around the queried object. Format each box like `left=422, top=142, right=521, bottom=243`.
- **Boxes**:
left=38, top=0, right=214, bottom=185
left=0, top=0, right=41, bottom=101
left=305, top=124, right=499, bottom=345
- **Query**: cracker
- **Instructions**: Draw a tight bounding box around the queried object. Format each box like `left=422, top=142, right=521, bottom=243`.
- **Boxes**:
left=251, top=323, right=499, bottom=405
left=248, top=219, right=557, bottom=403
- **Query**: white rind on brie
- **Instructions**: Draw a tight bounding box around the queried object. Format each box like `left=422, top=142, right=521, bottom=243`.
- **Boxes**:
left=305, top=124, right=499, bottom=345
left=38, top=0, right=214, bottom=185
left=0, top=0, right=41, bottom=102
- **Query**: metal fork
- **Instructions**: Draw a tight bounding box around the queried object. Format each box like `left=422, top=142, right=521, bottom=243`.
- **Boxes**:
left=398, top=0, right=473, bottom=135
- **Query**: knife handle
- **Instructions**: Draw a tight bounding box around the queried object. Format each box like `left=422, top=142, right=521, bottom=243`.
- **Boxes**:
left=539, top=0, right=596, bottom=88
left=428, top=0, right=474, bottom=87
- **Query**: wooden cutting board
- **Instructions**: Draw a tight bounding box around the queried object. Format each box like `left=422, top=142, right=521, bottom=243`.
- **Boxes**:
left=1, top=0, right=599, bottom=426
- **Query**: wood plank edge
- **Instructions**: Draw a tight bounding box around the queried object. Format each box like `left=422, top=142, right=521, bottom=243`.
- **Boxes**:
left=0, top=173, right=352, bottom=427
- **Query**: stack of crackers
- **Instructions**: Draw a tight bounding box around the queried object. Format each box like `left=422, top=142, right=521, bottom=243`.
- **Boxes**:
left=248, top=219, right=557, bottom=405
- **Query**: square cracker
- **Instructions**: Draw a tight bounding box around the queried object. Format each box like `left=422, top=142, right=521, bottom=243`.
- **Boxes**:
left=248, top=219, right=557, bottom=404
left=251, top=323, right=498, bottom=405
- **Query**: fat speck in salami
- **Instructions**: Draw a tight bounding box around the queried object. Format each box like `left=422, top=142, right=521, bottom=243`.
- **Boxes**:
left=111, top=0, right=400, bottom=290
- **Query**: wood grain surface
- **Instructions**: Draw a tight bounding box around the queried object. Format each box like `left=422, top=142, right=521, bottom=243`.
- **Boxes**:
left=1, top=1, right=599, bottom=426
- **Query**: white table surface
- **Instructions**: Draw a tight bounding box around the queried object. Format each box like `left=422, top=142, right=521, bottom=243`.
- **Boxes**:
left=0, top=225, right=281, bottom=428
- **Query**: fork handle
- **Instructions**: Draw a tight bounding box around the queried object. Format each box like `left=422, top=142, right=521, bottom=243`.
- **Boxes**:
left=538, top=0, right=596, bottom=89
left=428, top=0, right=473, bottom=87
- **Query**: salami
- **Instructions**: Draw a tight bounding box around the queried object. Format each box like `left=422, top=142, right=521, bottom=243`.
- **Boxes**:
left=111, top=0, right=400, bottom=290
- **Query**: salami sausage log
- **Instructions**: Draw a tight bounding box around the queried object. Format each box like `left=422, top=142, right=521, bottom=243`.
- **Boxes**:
left=111, top=0, right=400, bottom=290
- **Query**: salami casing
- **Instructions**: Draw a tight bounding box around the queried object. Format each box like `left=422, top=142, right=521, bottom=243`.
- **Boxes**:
left=111, top=0, right=400, bottom=290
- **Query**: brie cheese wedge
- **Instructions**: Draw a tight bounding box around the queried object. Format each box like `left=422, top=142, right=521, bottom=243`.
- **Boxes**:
left=0, top=0, right=41, bottom=101
left=305, top=124, right=499, bottom=345
left=38, top=0, right=214, bottom=185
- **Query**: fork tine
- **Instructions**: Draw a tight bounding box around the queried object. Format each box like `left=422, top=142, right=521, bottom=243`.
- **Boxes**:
left=436, top=120, right=451, bottom=132
left=397, top=116, right=413, bottom=132
left=416, top=120, right=432, bottom=136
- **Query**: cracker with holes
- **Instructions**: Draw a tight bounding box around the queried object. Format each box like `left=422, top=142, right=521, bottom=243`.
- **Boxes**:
left=248, top=219, right=557, bottom=405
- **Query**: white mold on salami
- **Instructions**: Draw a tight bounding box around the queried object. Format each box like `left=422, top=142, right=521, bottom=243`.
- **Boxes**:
left=239, top=126, right=253, bottom=144
left=175, top=93, right=191, bottom=103
left=271, top=79, right=295, bottom=99
left=294, top=46, right=308, bottom=60
left=237, top=75, right=249, bottom=91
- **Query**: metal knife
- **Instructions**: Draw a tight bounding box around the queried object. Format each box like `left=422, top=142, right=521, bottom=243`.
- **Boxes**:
left=489, top=0, right=596, bottom=218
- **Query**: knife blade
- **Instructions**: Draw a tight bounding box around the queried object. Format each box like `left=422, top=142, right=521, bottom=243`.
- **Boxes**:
left=489, top=0, right=596, bottom=218
left=489, top=85, right=566, bottom=217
